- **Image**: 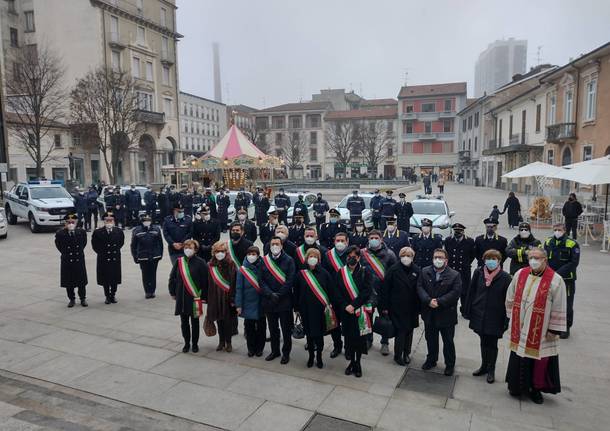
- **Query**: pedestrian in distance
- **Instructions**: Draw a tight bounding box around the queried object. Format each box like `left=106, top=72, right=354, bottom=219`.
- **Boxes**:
left=438, top=176, right=445, bottom=194
left=130, top=214, right=163, bottom=299
left=489, top=205, right=502, bottom=225
left=54, top=213, right=88, bottom=307
left=561, top=193, right=583, bottom=239
left=91, top=212, right=125, bottom=304
left=502, top=192, right=522, bottom=229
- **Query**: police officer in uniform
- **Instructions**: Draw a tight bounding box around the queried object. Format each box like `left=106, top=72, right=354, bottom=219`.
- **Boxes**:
left=106, top=188, right=126, bottom=229
left=234, top=192, right=250, bottom=219
left=473, top=218, right=508, bottom=267
left=216, top=189, right=231, bottom=232
left=92, top=212, right=125, bottom=304
left=313, top=193, right=329, bottom=231
left=380, top=190, right=397, bottom=230
left=73, top=187, right=88, bottom=229
left=253, top=188, right=271, bottom=227
left=237, top=208, right=257, bottom=242
left=319, top=208, right=348, bottom=249
left=346, top=190, right=366, bottom=227
left=370, top=189, right=383, bottom=230
left=274, top=188, right=291, bottom=225
left=131, top=214, right=164, bottom=298
left=178, top=185, right=194, bottom=218
left=157, top=186, right=171, bottom=222
left=192, top=187, right=204, bottom=214
left=202, top=188, right=218, bottom=219
left=412, top=218, right=443, bottom=268
left=349, top=219, right=368, bottom=249
left=144, top=185, right=157, bottom=220
left=55, top=214, right=88, bottom=307
left=383, top=216, right=411, bottom=256
left=443, top=222, right=475, bottom=316
left=192, top=206, right=221, bottom=262
left=293, top=194, right=310, bottom=225
left=395, top=192, right=414, bottom=233
left=544, top=223, right=580, bottom=338
left=85, top=185, right=99, bottom=232
left=125, top=184, right=142, bottom=228
left=162, top=203, right=194, bottom=266
left=260, top=210, right=280, bottom=245
left=289, top=210, right=306, bottom=246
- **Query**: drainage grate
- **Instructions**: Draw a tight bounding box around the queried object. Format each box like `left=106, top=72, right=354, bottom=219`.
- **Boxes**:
left=304, top=414, right=371, bottom=431
left=397, top=368, right=456, bottom=398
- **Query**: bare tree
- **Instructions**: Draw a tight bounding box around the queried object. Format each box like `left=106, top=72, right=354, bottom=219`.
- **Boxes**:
left=70, top=67, right=144, bottom=184
left=282, top=131, right=307, bottom=178
left=5, top=45, right=66, bottom=177
left=324, top=119, right=359, bottom=178
left=358, top=119, right=394, bottom=177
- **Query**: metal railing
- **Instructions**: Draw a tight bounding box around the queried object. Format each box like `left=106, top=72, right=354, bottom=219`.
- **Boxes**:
left=546, top=123, right=576, bottom=142
left=135, top=110, right=165, bottom=125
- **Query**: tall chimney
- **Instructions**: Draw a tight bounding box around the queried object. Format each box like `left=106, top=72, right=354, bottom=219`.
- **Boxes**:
left=213, top=42, right=222, bottom=103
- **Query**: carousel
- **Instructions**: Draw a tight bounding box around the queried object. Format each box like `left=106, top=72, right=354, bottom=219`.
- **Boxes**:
left=162, top=124, right=281, bottom=190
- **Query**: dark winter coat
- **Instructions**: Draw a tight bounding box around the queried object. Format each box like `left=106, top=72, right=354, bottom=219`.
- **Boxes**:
left=562, top=199, right=583, bottom=220
left=229, top=237, right=254, bottom=266
left=474, top=234, right=508, bottom=267
left=274, top=194, right=291, bottom=213
left=319, top=222, right=348, bottom=249
left=85, top=190, right=99, bottom=211
left=204, top=259, right=237, bottom=322
left=333, top=264, right=373, bottom=339
left=395, top=201, right=414, bottom=231
left=503, top=196, right=521, bottom=227
left=55, top=228, right=88, bottom=288
left=192, top=217, right=221, bottom=261
left=259, top=222, right=278, bottom=245
left=444, top=235, right=476, bottom=275
left=241, top=220, right=257, bottom=243
left=465, top=268, right=511, bottom=337
left=168, top=255, right=208, bottom=316
left=260, top=251, right=296, bottom=313
left=216, top=194, right=230, bottom=224
left=346, top=196, right=366, bottom=217
left=380, top=262, right=421, bottom=331
left=288, top=224, right=306, bottom=246
left=349, top=232, right=368, bottom=249
left=382, top=229, right=411, bottom=257
left=360, top=243, right=397, bottom=305
left=91, top=226, right=125, bottom=285
left=263, top=240, right=296, bottom=262
left=412, top=233, right=444, bottom=268
left=506, top=235, right=542, bottom=275
left=130, top=225, right=163, bottom=262
left=416, top=266, right=461, bottom=328
left=162, top=215, right=193, bottom=256
left=74, top=193, right=87, bottom=213
left=295, top=265, right=334, bottom=338
left=124, top=189, right=142, bottom=210
left=253, top=194, right=271, bottom=224
left=235, top=257, right=263, bottom=320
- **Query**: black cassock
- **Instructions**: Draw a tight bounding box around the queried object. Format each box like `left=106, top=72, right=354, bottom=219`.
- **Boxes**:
left=55, top=228, right=88, bottom=288
left=91, top=227, right=125, bottom=285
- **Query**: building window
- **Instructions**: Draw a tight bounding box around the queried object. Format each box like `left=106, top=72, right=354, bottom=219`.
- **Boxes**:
left=111, top=50, right=121, bottom=71
left=162, top=65, right=170, bottom=85
left=474, top=136, right=478, bottom=152
left=424, top=122, right=432, bottom=133
left=462, top=140, right=465, bottom=150
left=564, top=89, right=573, bottom=123
left=184, top=121, right=188, bottom=132
left=443, top=142, right=453, bottom=153
left=183, top=103, right=187, bottom=116
left=9, top=28, right=18, bottom=47
left=443, top=119, right=452, bottom=133
left=583, top=146, right=593, bottom=161
left=136, top=26, right=145, bottom=45
left=405, top=103, right=414, bottom=113
left=54, top=134, right=62, bottom=148
left=498, top=119, right=503, bottom=144
left=468, top=138, right=471, bottom=150
left=468, top=116, right=473, bottom=130
left=535, top=104, right=541, bottom=132
left=161, top=36, right=169, bottom=58
left=160, top=7, right=167, bottom=27
left=462, top=119, right=467, bottom=132
left=306, top=114, right=321, bottom=128
left=521, top=110, right=526, bottom=144
left=256, top=117, right=268, bottom=129
left=275, top=133, right=282, bottom=146
left=548, top=93, right=556, bottom=125
left=163, top=98, right=172, bottom=116
left=72, top=134, right=81, bottom=147
left=509, top=114, right=513, bottom=138
left=444, top=99, right=452, bottom=112
left=421, top=102, right=435, bottom=113
left=310, top=146, right=318, bottom=162
left=310, top=131, right=317, bottom=146
left=131, top=56, right=140, bottom=78
left=547, top=149, right=554, bottom=165
left=136, top=91, right=154, bottom=111
left=403, top=120, right=413, bottom=134
left=7, top=0, right=15, bottom=13
left=584, top=79, right=597, bottom=121
left=110, top=15, right=119, bottom=41
left=474, top=112, right=479, bottom=127
left=24, top=11, right=35, bottom=32
left=289, top=116, right=302, bottom=129
left=271, top=116, right=285, bottom=129
left=145, top=61, right=153, bottom=81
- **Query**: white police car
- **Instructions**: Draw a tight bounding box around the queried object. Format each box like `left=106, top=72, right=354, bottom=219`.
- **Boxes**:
left=0, top=208, right=7, bottom=239
left=3, top=180, right=75, bottom=233
left=409, top=195, right=455, bottom=237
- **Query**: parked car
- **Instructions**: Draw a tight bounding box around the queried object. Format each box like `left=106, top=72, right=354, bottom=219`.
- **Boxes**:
left=335, top=193, right=374, bottom=228
left=267, top=192, right=316, bottom=224
left=0, top=208, right=7, bottom=239
left=225, top=191, right=255, bottom=220
left=409, top=195, right=454, bottom=237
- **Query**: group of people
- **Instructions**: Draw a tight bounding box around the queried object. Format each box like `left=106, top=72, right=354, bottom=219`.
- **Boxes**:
left=54, top=185, right=580, bottom=405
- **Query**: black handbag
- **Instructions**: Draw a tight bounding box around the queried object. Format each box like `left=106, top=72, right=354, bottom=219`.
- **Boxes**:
left=292, top=314, right=305, bottom=339
left=373, top=314, right=395, bottom=339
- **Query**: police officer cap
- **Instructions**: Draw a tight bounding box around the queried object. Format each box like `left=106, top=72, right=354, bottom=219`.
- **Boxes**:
left=483, top=217, right=498, bottom=225
left=519, top=222, right=531, bottom=230
left=102, top=211, right=115, bottom=220
left=269, top=210, right=279, bottom=216
left=293, top=207, right=303, bottom=215
left=199, top=205, right=210, bottom=214
left=172, top=202, right=184, bottom=210
left=355, top=219, right=364, bottom=225
left=352, top=190, right=358, bottom=194
left=386, top=189, right=393, bottom=194
left=399, top=192, right=406, bottom=198
left=64, top=213, right=78, bottom=221
left=374, top=189, right=380, bottom=193
left=329, top=208, right=340, bottom=216
left=237, top=208, right=247, bottom=215
left=421, top=218, right=433, bottom=227
left=140, top=214, right=152, bottom=221
left=452, top=222, right=466, bottom=230
left=386, top=216, right=397, bottom=224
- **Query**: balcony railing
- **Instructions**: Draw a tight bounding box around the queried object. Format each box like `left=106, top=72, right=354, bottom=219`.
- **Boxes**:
left=439, top=110, right=455, bottom=118
left=403, top=131, right=454, bottom=141
left=546, top=123, right=576, bottom=143
left=458, top=150, right=471, bottom=160
left=160, top=49, right=174, bottom=65
left=135, top=110, right=165, bottom=125
left=108, top=31, right=126, bottom=49
left=488, top=139, right=497, bottom=149
left=509, top=134, right=521, bottom=145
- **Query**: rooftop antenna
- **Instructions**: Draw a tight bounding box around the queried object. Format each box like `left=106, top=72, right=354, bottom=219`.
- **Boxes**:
left=403, top=69, right=409, bottom=86
left=536, top=46, right=543, bottom=66
left=359, top=82, right=362, bottom=97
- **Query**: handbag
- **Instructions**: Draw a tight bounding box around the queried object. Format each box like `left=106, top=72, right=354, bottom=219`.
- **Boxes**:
left=292, top=314, right=305, bottom=339
left=203, top=314, right=217, bottom=337
left=373, top=314, right=395, bottom=339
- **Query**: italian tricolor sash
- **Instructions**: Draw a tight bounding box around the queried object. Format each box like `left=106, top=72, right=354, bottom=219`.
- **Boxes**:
left=301, top=269, right=337, bottom=331
left=362, top=249, right=385, bottom=280
left=228, top=240, right=240, bottom=266
left=326, top=248, right=344, bottom=272
left=240, top=266, right=261, bottom=294
left=210, top=265, right=231, bottom=293
left=177, top=257, right=203, bottom=318
left=263, top=255, right=286, bottom=284
left=339, top=266, right=372, bottom=336
left=510, top=267, right=555, bottom=357
left=296, top=245, right=307, bottom=264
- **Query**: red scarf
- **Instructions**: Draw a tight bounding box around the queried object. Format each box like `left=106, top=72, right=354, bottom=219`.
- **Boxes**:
left=483, top=266, right=501, bottom=287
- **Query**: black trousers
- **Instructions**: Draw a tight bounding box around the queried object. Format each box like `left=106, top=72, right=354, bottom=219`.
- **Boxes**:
left=372, top=216, right=381, bottom=230
left=244, top=317, right=267, bottom=354
left=266, top=311, right=294, bottom=355
left=479, top=334, right=498, bottom=350
left=306, top=335, right=324, bottom=352
left=349, top=215, right=361, bottom=226
left=315, top=216, right=325, bottom=232
left=139, top=260, right=159, bottom=295
left=565, top=218, right=578, bottom=239
left=180, top=314, right=199, bottom=346
left=217, top=319, right=233, bottom=345
left=424, top=324, right=456, bottom=367
left=566, top=281, right=575, bottom=328
left=330, top=326, right=343, bottom=349
left=66, top=286, right=86, bottom=300
left=458, top=270, right=472, bottom=314
left=127, top=209, right=139, bottom=226
left=86, top=208, right=98, bottom=230
left=102, top=284, right=118, bottom=298
left=394, top=328, right=414, bottom=359
left=76, top=211, right=86, bottom=229
left=277, top=210, right=288, bottom=225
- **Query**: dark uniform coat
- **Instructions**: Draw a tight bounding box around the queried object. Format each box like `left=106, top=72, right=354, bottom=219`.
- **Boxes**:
left=241, top=220, right=258, bottom=243
left=91, top=226, right=125, bottom=285
left=259, top=222, right=278, bottom=245
left=395, top=201, right=414, bottom=232
left=288, top=224, right=306, bottom=246
left=382, top=229, right=411, bottom=256
left=234, top=195, right=249, bottom=216
left=319, top=222, right=348, bottom=249
left=168, top=255, right=208, bottom=316
left=274, top=193, right=292, bottom=222
left=444, top=234, right=475, bottom=307
left=412, top=233, right=444, bottom=268
left=313, top=198, right=329, bottom=227
left=346, top=196, right=366, bottom=222
left=216, top=194, right=231, bottom=228
left=144, top=190, right=157, bottom=215
left=192, top=217, right=221, bottom=261
left=178, top=192, right=194, bottom=217
left=379, top=262, right=421, bottom=331
left=465, top=268, right=511, bottom=338
left=162, top=215, right=193, bottom=257
left=55, top=228, right=88, bottom=288
left=506, top=234, right=542, bottom=275
left=253, top=194, right=271, bottom=226
left=130, top=224, right=163, bottom=261
left=295, top=265, right=334, bottom=338
left=474, top=234, right=508, bottom=267
left=157, top=191, right=170, bottom=220
left=380, top=197, right=397, bottom=219
left=293, top=200, right=310, bottom=225
left=370, top=195, right=383, bottom=225
left=544, top=235, right=580, bottom=281
left=349, top=231, right=368, bottom=249
left=416, top=266, right=461, bottom=328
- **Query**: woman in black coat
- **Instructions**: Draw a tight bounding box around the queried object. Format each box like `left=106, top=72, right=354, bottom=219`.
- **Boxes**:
left=295, top=248, right=334, bottom=369
left=168, top=239, right=209, bottom=353
left=464, top=249, right=511, bottom=384
left=379, top=247, right=421, bottom=366
left=502, top=192, right=521, bottom=229
left=333, top=246, right=373, bottom=378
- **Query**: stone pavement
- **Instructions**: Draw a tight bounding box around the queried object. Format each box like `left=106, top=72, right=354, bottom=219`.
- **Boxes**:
left=0, top=183, right=609, bottom=430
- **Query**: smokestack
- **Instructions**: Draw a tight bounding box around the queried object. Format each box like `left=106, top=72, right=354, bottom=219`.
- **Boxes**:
left=213, top=42, right=222, bottom=103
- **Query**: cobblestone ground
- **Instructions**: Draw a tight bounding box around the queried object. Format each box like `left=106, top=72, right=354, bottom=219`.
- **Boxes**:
left=0, top=183, right=608, bottom=430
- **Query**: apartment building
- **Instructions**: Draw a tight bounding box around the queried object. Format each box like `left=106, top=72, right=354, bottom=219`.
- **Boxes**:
left=179, top=92, right=227, bottom=157
left=456, top=98, right=483, bottom=185
left=475, top=38, right=527, bottom=97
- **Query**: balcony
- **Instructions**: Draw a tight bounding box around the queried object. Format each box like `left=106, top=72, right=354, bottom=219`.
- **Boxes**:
left=108, top=32, right=126, bottom=50
left=400, top=111, right=440, bottom=121
left=488, top=139, right=498, bottom=149
left=160, top=49, right=175, bottom=65
left=403, top=131, right=455, bottom=141
left=439, top=110, right=455, bottom=118
left=509, top=134, right=522, bottom=145
left=546, top=123, right=576, bottom=143
left=458, top=150, right=471, bottom=161
left=135, top=110, right=165, bottom=125
left=401, top=111, right=416, bottom=120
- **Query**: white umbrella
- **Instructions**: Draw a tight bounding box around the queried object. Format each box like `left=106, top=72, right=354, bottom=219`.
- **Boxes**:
left=549, top=156, right=610, bottom=185
left=501, top=161, right=562, bottom=179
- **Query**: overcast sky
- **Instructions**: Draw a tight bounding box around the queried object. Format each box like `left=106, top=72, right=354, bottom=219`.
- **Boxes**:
left=176, top=0, right=610, bottom=108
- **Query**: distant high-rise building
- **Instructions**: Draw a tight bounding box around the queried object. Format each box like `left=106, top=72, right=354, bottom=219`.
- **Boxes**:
left=474, top=38, right=527, bottom=97
left=213, top=42, right=222, bottom=103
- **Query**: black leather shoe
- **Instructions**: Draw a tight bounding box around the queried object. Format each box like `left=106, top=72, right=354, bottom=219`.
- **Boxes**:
left=472, top=366, right=487, bottom=376
left=105, top=297, right=111, bottom=304
left=344, top=362, right=354, bottom=375
left=80, top=299, right=88, bottom=307
left=444, top=366, right=454, bottom=376
left=316, top=358, right=324, bottom=369
left=110, top=296, right=117, bottom=304
left=404, top=355, right=411, bottom=364
left=354, top=363, right=362, bottom=378
left=307, top=357, right=314, bottom=368
left=486, top=369, right=495, bottom=384
left=247, top=351, right=254, bottom=357
left=421, top=361, right=436, bottom=370
left=280, top=355, right=290, bottom=365
left=394, top=357, right=406, bottom=366
left=67, top=300, right=75, bottom=308
left=330, top=346, right=342, bottom=358
left=182, top=344, right=189, bottom=353
left=255, top=351, right=263, bottom=357
left=529, top=390, right=544, bottom=404
left=265, top=352, right=280, bottom=361
left=192, top=345, right=199, bottom=353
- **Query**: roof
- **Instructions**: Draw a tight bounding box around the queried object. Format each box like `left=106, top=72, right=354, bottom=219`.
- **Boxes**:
left=456, top=95, right=490, bottom=116
left=202, top=124, right=267, bottom=159
left=258, top=101, right=332, bottom=113
left=488, top=84, right=544, bottom=114
left=325, top=107, right=398, bottom=120
left=541, top=41, right=610, bottom=83
left=179, top=92, right=226, bottom=106
left=496, top=64, right=556, bottom=91
left=360, top=98, right=397, bottom=106
left=398, top=82, right=467, bottom=98
left=228, top=104, right=258, bottom=113
left=5, top=112, right=68, bottom=129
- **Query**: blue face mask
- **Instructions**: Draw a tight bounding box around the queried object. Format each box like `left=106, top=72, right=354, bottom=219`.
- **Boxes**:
left=177, top=211, right=185, bottom=219
left=485, top=259, right=498, bottom=271
left=330, top=217, right=338, bottom=224
left=369, top=239, right=381, bottom=249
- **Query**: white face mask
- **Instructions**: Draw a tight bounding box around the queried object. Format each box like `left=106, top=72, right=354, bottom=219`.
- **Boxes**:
left=270, top=245, right=282, bottom=256
left=246, top=254, right=258, bottom=264
left=270, top=219, right=278, bottom=225
left=142, top=221, right=151, bottom=228
left=387, top=225, right=396, bottom=233
left=422, top=226, right=431, bottom=234
left=184, top=248, right=195, bottom=258
left=304, top=236, right=316, bottom=245
left=356, top=226, right=364, bottom=232
left=276, top=232, right=287, bottom=241
left=105, top=222, right=114, bottom=229
left=195, top=214, right=202, bottom=220
left=519, top=230, right=530, bottom=239
left=554, top=230, right=564, bottom=239
left=203, top=215, right=211, bottom=221
left=215, top=251, right=226, bottom=261
left=401, top=256, right=413, bottom=266
left=238, top=214, right=246, bottom=221
left=66, top=223, right=76, bottom=231
left=433, top=258, right=445, bottom=269
left=529, top=258, right=542, bottom=270
left=307, top=257, right=319, bottom=267
left=334, top=241, right=346, bottom=251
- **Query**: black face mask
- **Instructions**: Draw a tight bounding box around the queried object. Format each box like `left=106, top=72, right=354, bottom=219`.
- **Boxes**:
left=230, top=232, right=241, bottom=241
left=347, top=256, right=358, bottom=266
left=453, top=231, right=463, bottom=238
left=486, top=227, right=495, bottom=236
left=317, top=196, right=322, bottom=201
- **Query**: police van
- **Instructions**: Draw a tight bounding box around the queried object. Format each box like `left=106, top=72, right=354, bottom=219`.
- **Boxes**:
left=3, top=180, right=75, bottom=233
left=409, top=195, right=455, bottom=237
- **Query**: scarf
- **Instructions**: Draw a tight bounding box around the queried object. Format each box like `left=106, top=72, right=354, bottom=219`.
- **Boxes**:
left=483, top=266, right=501, bottom=287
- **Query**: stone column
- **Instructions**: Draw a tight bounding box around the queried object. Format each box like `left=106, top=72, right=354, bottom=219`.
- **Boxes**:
left=154, top=151, right=163, bottom=184
left=129, top=150, right=138, bottom=184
